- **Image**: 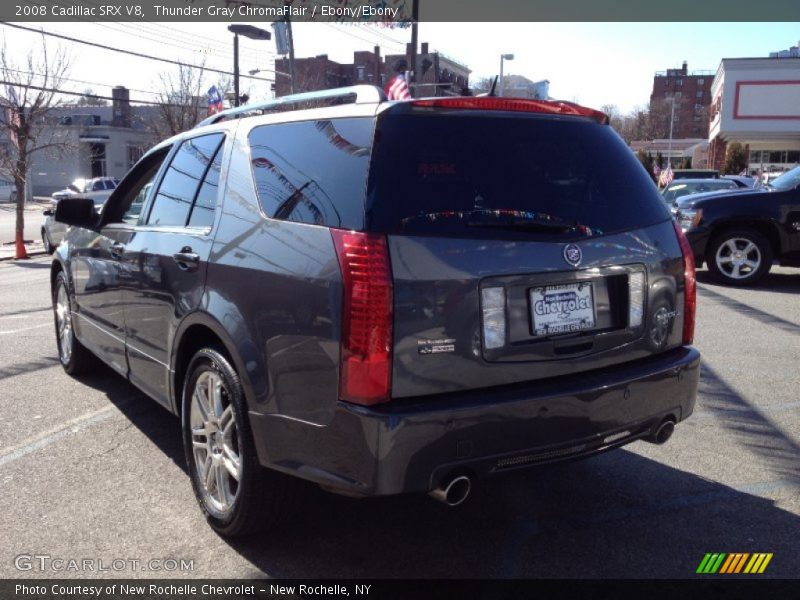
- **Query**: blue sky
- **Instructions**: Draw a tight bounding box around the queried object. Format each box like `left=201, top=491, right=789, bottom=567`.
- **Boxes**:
left=2, top=22, right=798, bottom=112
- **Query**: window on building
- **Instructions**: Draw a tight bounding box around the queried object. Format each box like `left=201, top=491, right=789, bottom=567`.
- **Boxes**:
left=676, top=78, right=683, bottom=86
left=694, top=103, right=703, bottom=111
left=697, top=79, right=704, bottom=86
left=767, top=151, right=784, bottom=163
left=127, top=144, right=145, bottom=168
left=696, top=91, right=703, bottom=98
left=675, top=92, right=682, bottom=99
left=749, top=151, right=761, bottom=163
left=356, top=66, right=365, bottom=81
left=787, top=151, right=800, bottom=163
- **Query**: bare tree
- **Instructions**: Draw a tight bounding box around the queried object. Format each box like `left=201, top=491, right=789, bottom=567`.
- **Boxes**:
left=74, top=88, right=109, bottom=107
left=0, top=34, right=72, bottom=259
left=149, top=63, right=212, bottom=142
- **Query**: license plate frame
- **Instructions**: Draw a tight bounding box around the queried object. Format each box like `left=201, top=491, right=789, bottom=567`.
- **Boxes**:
left=530, top=281, right=597, bottom=337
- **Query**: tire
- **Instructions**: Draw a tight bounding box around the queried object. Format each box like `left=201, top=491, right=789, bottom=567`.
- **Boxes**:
left=182, top=347, right=297, bottom=537
left=706, top=229, right=773, bottom=286
left=52, top=271, right=94, bottom=375
left=42, top=229, right=54, bottom=255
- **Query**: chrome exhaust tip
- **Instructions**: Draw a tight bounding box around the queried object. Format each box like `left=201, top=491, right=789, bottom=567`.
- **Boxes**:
left=645, top=419, right=676, bottom=445
left=428, top=475, right=472, bottom=507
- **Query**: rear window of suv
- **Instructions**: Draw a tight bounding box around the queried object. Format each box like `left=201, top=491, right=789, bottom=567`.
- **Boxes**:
left=248, top=118, right=373, bottom=229
left=366, top=113, right=671, bottom=239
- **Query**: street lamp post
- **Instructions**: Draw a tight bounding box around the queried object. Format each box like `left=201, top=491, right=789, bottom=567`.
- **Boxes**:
left=499, top=53, right=514, bottom=97
left=667, top=95, right=676, bottom=169
left=228, top=24, right=271, bottom=107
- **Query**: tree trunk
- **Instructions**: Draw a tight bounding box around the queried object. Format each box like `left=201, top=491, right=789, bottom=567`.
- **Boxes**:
left=14, top=161, right=27, bottom=260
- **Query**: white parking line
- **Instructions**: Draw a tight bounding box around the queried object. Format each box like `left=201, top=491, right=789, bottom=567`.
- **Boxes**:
left=0, top=406, right=117, bottom=468
left=0, top=322, right=52, bottom=334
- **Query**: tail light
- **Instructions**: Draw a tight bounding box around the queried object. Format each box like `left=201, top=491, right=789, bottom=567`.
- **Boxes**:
left=672, top=220, right=696, bottom=344
left=411, top=97, right=609, bottom=124
left=331, top=230, right=393, bottom=405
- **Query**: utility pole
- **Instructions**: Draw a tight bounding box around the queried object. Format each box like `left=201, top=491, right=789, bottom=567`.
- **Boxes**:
left=286, top=18, right=296, bottom=94
left=408, top=0, right=419, bottom=97
left=667, top=95, right=676, bottom=169
left=233, top=33, right=240, bottom=107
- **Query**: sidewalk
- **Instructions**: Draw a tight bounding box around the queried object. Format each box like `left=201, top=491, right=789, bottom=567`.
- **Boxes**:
left=0, top=198, right=51, bottom=260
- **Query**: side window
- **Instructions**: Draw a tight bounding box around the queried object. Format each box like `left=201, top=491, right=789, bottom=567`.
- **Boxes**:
left=187, top=141, right=224, bottom=228
left=147, top=133, right=224, bottom=227
left=92, top=180, right=105, bottom=191
left=101, top=148, right=170, bottom=226
left=248, top=118, right=373, bottom=229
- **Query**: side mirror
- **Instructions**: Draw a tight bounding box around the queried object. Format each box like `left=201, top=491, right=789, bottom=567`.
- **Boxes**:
left=43, top=209, right=53, bottom=216
left=55, top=197, right=97, bottom=229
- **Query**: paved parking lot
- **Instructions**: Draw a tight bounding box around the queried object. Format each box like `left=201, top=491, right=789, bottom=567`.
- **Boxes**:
left=0, top=257, right=798, bottom=579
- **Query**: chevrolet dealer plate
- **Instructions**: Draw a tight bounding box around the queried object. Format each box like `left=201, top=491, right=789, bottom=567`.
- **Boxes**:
left=530, top=282, right=596, bottom=336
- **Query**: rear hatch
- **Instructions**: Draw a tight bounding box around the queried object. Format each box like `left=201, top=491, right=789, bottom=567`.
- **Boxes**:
left=367, top=100, right=688, bottom=398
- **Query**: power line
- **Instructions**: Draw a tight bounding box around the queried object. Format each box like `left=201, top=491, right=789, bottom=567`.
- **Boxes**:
left=4, top=67, right=161, bottom=97
left=0, top=22, right=283, bottom=81
left=0, top=80, right=187, bottom=108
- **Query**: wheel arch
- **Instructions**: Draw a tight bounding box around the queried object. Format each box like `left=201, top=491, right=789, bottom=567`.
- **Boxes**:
left=170, top=313, right=255, bottom=417
left=706, top=218, right=782, bottom=259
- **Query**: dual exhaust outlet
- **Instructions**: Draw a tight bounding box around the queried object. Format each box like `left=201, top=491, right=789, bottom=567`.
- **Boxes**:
left=428, top=474, right=472, bottom=507
left=428, top=418, right=676, bottom=506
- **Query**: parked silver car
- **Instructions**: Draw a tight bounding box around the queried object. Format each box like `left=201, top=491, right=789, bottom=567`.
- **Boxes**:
left=42, top=196, right=106, bottom=253
left=51, top=177, right=119, bottom=202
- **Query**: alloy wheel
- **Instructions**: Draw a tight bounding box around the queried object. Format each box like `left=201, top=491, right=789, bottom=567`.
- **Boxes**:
left=189, top=371, right=242, bottom=516
left=55, top=283, right=73, bottom=364
left=715, top=237, right=761, bottom=280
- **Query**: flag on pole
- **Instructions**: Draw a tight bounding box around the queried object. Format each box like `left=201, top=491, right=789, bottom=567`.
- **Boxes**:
left=658, top=164, right=674, bottom=187
left=385, top=73, right=412, bottom=100
left=207, top=85, right=224, bottom=115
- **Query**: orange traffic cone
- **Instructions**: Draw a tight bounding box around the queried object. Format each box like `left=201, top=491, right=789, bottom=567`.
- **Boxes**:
left=15, top=233, right=28, bottom=259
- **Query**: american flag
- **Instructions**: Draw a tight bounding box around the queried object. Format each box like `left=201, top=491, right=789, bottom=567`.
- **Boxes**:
left=385, top=73, right=412, bottom=100
left=207, top=85, right=224, bottom=115
left=659, top=164, right=674, bottom=187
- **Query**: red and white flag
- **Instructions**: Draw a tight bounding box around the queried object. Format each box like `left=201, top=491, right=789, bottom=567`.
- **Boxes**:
left=385, top=73, right=412, bottom=100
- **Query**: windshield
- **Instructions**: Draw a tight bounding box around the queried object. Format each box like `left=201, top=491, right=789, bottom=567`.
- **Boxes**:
left=663, top=180, right=738, bottom=203
left=768, top=165, right=800, bottom=191
left=366, top=113, right=670, bottom=239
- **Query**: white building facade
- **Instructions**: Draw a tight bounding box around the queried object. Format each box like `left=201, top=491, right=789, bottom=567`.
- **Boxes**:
left=708, top=57, right=800, bottom=175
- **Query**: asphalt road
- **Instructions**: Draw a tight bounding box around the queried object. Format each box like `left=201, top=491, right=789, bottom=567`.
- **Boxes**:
left=0, top=257, right=798, bottom=579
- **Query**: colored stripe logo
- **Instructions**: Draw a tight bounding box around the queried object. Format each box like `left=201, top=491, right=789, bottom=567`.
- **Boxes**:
left=696, top=553, right=773, bottom=574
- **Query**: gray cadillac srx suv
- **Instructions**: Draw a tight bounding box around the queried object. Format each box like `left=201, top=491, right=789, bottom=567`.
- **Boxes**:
left=51, top=87, right=700, bottom=537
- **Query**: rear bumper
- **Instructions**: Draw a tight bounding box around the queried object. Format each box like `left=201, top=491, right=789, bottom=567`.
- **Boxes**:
left=250, top=346, right=701, bottom=496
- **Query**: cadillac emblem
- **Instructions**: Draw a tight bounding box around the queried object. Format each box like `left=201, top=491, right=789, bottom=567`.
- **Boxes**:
left=563, top=244, right=582, bottom=267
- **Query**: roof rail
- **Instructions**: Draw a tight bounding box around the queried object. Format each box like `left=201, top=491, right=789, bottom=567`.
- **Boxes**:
left=195, top=85, right=386, bottom=129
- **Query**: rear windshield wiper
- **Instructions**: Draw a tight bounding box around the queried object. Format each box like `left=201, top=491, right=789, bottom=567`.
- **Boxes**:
left=465, top=209, right=589, bottom=234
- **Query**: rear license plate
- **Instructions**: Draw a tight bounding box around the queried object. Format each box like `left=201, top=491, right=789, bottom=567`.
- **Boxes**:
left=530, top=282, right=596, bottom=336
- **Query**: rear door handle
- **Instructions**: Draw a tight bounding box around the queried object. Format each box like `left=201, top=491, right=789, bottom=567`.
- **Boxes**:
left=173, top=247, right=200, bottom=271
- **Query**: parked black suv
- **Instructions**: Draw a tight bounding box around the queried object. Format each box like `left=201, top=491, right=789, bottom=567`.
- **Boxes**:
left=674, top=165, right=800, bottom=285
left=51, top=87, right=700, bottom=537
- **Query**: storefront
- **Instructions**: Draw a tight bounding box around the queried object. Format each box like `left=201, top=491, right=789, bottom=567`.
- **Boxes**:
left=708, top=57, right=800, bottom=176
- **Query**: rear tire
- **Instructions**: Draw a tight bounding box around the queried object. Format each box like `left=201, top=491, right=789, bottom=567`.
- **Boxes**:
left=42, top=230, right=54, bottom=254
left=707, top=229, right=772, bottom=286
left=182, top=347, right=297, bottom=537
left=53, top=271, right=94, bottom=375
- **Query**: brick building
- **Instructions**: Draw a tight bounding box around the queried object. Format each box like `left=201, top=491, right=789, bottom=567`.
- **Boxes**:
left=275, top=43, right=470, bottom=98
left=649, top=61, right=714, bottom=139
